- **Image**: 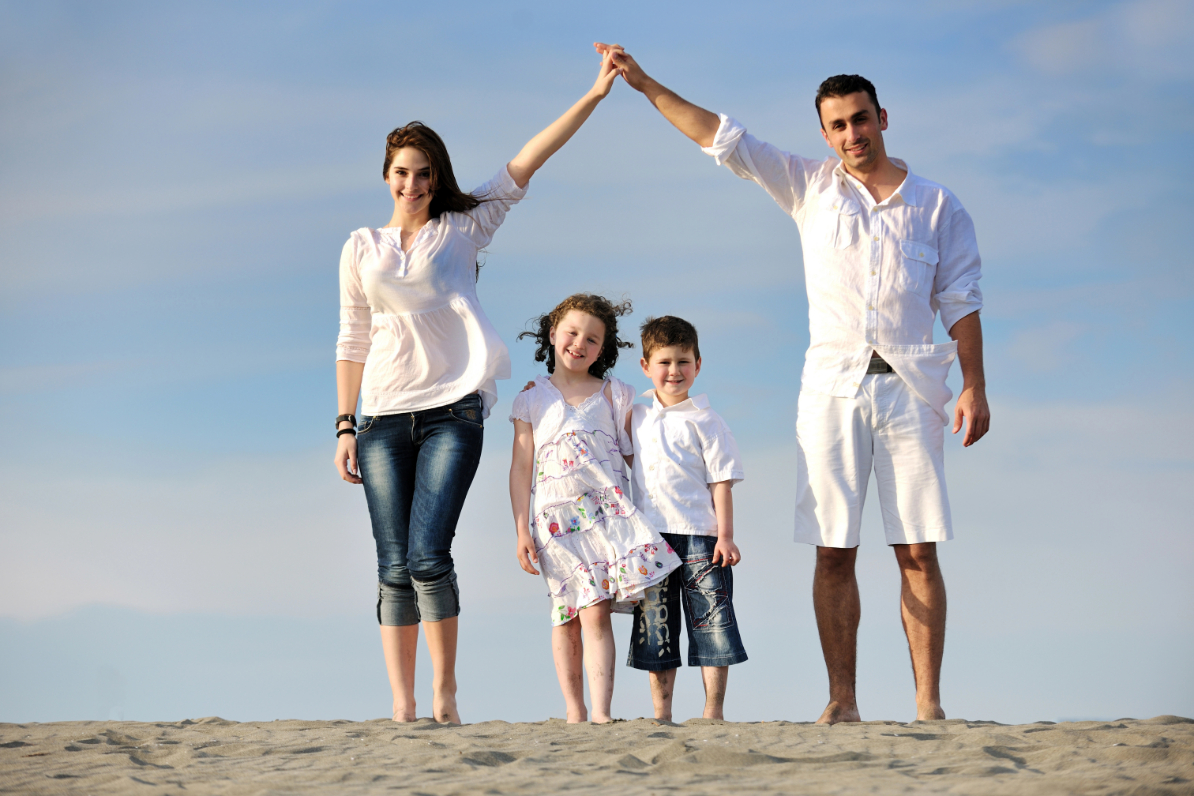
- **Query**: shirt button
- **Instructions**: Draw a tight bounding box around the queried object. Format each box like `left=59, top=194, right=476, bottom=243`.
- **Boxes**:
left=649, top=465, right=655, bottom=471
left=871, top=270, right=877, bottom=275
left=873, top=236, right=879, bottom=241
left=871, top=207, right=878, bottom=212
left=868, top=305, right=874, bottom=310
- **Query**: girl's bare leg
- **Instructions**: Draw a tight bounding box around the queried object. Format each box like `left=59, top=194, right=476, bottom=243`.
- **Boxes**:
left=380, top=625, right=418, bottom=721
left=552, top=619, right=587, bottom=722
left=579, top=601, right=615, bottom=723
left=422, top=617, right=461, bottom=724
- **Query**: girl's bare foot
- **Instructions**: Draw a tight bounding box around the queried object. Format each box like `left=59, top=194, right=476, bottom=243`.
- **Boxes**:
left=393, top=700, right=417, bottom=722
left=432, top=692, right=461, bottom=724
left=566, top=707, right=588, bottom=724
left=591, top=713, right=614, bottom=724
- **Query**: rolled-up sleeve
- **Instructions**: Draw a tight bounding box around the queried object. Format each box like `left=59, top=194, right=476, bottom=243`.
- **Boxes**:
left=457, top=166, right=529, bottom=249
left=336, top=233, right=372, bottom=363
left=932, top=202, right=984, bottom=334
left=701, top=114, right=818, bottom=217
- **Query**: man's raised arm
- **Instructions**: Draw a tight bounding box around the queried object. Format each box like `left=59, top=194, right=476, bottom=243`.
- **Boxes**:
left=595, top=42, right=719, bottom=148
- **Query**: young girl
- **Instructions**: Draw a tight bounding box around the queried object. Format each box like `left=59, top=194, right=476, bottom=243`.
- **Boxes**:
left=509, top=294, right=682, bottom=723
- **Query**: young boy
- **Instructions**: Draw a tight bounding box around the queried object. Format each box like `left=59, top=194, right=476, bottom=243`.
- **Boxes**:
left=626, top=316, right=747, bottom=721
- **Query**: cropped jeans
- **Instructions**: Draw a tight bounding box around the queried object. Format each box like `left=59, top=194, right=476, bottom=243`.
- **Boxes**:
left=356, top=393, right=484, bottom=626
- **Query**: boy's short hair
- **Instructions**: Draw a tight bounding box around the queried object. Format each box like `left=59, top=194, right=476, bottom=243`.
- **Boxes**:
left=640, top=316, right=700, bottom=362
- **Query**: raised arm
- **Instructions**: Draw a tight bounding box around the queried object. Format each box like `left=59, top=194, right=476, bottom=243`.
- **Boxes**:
left=594, top=42, right=719, bottom=148
left=506, top=50, right=619, bottom=188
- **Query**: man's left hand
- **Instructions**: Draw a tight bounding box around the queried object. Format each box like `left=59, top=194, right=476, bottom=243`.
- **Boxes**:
left=953, top=385, right=990, bottom=446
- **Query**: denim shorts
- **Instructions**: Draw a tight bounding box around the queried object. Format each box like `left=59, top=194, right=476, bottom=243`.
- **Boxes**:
left=627, top=533, right=748, bottom=670
left=356, top=393, right=484, bottom=626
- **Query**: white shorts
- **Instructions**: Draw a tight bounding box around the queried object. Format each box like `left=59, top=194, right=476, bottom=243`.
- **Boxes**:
left=794, top=373, right=953, bottom=548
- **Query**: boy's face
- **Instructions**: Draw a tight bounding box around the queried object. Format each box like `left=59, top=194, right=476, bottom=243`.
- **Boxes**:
left=641, top=345, right=701, bottom=406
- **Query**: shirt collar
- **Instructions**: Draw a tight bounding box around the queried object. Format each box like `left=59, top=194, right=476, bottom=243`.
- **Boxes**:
left=642, top=389, right=710, bottom=412
left=831, top=157, right=920, bottom=208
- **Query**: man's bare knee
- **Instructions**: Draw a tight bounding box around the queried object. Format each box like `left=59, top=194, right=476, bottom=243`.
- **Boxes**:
left=816, top=546, right=858, bottom=576
left=894, top=543, right=939, bottom=573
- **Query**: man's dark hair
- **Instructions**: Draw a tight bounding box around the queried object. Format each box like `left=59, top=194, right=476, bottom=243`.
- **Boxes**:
left=815, top=75, right=880, bottom=127
left=640, top=316, right=700, bottom=362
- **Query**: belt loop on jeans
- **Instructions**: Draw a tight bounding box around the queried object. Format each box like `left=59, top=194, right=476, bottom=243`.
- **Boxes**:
left=867, top=355, right=895, bottom=374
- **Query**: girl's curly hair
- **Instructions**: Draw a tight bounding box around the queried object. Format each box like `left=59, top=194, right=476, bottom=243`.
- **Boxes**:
left=518, top=294, right=634, bottom=379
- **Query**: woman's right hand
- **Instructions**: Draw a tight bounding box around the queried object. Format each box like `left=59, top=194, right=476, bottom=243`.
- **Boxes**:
left=335, top=434, right=362, bottom=484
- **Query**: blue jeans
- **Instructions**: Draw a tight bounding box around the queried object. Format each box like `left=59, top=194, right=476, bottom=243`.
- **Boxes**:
left=356, top=393, right=484, bottom=626
left=628, top=533, right=748, bottom=669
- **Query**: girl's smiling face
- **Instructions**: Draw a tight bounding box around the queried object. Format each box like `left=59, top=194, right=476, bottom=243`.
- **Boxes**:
left=550, top=310, right=606, bottom=375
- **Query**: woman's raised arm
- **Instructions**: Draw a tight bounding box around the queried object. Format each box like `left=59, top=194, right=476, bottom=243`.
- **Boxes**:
left=505, top=50, right=619, bottom=188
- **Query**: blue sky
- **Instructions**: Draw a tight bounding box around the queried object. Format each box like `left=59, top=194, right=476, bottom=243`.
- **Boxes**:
left=1, top=0, right=1191, bottom=724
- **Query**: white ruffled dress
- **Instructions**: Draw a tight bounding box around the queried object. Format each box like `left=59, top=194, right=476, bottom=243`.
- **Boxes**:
left=511, top=376, right=683, bottom=626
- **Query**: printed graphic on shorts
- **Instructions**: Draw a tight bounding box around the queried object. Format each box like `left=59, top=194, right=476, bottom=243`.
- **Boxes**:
left=637, top=580, right=673, bottom=658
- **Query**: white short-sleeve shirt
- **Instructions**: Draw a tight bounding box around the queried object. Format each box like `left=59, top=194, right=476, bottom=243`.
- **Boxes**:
left=630, top=390, right=744, bottom=536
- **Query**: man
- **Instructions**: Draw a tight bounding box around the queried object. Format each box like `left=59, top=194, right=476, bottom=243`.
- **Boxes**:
left=597, top=42, right=990, bottom=723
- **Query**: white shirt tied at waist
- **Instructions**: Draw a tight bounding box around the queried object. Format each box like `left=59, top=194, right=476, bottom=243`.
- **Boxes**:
left=630, top=390, right=744, bottom=536
left=336, top=167, right=528, bottom=419
left=702, top=115, right=984, bottom=423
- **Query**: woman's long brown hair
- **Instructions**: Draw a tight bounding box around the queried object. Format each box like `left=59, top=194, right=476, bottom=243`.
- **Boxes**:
left=383, top=121, right=487, bottom=218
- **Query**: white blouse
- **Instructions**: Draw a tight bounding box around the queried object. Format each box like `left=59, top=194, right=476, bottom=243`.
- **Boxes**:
left=336, top=167, right=528, bottom=419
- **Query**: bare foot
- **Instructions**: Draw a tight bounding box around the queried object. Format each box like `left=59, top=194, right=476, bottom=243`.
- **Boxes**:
left=392, top=701, right=417, bottom=722
left=703, top=706, right=725, bottom=721
left=432, top=692, right=460, bottom=725
left=566, top=708, right=588, bottom=724
left=816, top=700, right=861, bottom=724
left=591, top=713, right=615, bottom=724
left=916, top=703, right=946, bottom=721
left=655, top=710, right=673, bottom=722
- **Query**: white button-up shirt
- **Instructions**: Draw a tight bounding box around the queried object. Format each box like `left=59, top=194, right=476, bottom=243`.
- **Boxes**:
left=630, top=390, right=744, bottom=536
left=702, top=115, right=984, bottom=422
left=336, top=167, right=526, bottom=419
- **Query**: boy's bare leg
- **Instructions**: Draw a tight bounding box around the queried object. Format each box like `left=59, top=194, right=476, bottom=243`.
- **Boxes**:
left=701, top=666, right=729, bottom=720
left=380, top=625, right=419, bottom=722
left=579, top=601, right=616, bottom=723
left=649, top=668, right=678, bottom=721
left=422, top=617, right=461, bottom=724
left=893, top=543, right=947, bottom=721
left=552, top=619, right=588, bottom=723
left=813, top=546, right=862, bottom=724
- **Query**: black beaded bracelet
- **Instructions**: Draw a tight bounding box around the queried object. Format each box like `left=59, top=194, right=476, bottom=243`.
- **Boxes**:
left=336, top=427, right=356, bottom=438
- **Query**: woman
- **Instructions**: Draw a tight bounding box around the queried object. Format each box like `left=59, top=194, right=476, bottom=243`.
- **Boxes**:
left=333, top=51, right=620, bottom=723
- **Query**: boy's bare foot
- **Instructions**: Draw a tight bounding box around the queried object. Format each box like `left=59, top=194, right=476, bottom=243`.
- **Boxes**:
left=702, top=706, right=725, bottom=720
left=392, top=701, right=417, bottom=722
left=916, top=702, right=946, bottom=721
left=815, top=700, right=861, bottom=724
left=432, top=692, right=461, bottom=725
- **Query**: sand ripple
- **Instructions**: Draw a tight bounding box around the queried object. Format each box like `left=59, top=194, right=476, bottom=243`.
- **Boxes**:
left=2, top=715, right=1191, bottom=794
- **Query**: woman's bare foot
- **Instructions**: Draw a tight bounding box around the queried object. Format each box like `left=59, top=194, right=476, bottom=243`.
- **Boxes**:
left=816, top=700, right=861, bottom=724
left=392, top=700, right=417, bottom=722
left=591, top=713, right=615, bottom=724
left=565, top=707, right=589, bottom=724
left=432, top=692, right=461, bottom=725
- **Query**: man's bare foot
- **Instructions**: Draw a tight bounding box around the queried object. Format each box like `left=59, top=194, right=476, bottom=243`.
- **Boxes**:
left=916, top=702, right=946, bottom=721
left=816, top=700, right=861, bottom=724
left=432, top=693, right=460, bottom=725
left=392, top=701, right=417, bottom=722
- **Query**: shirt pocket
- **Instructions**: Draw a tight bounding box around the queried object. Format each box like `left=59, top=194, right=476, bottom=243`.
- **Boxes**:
left=817, top=198, right=860, bottom=250
left=896, top=239, right=939, bottom=296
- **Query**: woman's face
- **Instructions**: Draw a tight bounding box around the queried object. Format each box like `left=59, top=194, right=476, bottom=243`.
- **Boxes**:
left=386, top=147, right=433, bottom=219
left=550, top=310, right=606, bottom=375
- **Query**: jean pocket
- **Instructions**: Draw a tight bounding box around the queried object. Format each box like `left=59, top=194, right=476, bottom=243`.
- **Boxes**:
left=682, top=559, right=734, bottom=630
left=356, top=415, right=378, bottom=435
left=448, top=404, right=484, bottom=428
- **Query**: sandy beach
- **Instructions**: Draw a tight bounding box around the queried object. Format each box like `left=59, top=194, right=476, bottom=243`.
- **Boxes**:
left=1, top=714, right=1190, bottom=795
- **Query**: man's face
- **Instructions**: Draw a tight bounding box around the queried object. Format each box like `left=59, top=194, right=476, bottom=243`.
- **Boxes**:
left=819, top=92, right=888, bottom=172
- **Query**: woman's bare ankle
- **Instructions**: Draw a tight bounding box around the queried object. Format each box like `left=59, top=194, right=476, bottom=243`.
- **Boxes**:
left=392, top=700, right=417, bottom=722
left=432, top=691, right=460, bottom=724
